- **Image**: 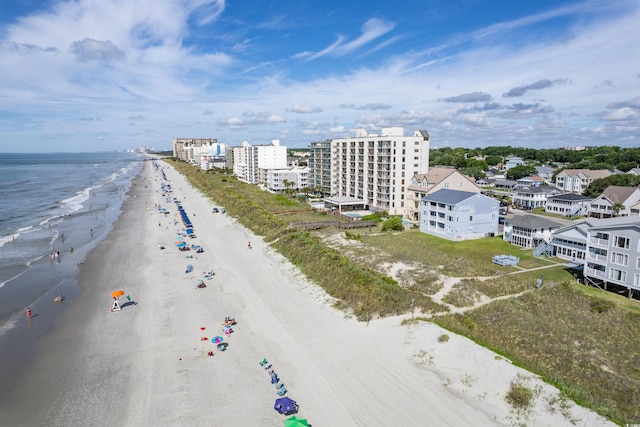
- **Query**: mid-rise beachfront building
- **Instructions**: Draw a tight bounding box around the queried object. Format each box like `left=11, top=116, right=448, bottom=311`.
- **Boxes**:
left=173, top=138, right=228, bottom=167
left=230, top=140, right=288, bottom=184
left=266, top=167, right=309, bottom=192
left=329, top=127, right=430, bottom=215
left=308, top=140, right=332, bottom=195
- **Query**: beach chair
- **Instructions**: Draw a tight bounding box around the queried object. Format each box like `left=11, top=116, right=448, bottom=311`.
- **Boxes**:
left=275, top=381, right=284, bottom=389
left=264, top=364, right=272, bottom=371
left=259, top=358, right=268, bottom=366
left=271, top=374, right=279, bottom=384
left=276, top=386, right=287, bottom=396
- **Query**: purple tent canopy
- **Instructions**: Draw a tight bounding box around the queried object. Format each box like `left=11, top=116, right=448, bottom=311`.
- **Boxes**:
left=274, top=397, right=298, bottom=415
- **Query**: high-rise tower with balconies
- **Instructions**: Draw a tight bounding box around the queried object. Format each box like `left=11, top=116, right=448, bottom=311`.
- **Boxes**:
left=329, top=127, right=430, bottom=215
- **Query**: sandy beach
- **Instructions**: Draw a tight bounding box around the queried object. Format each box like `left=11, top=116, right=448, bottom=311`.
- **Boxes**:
left=0, top=159, right=615, bottom=427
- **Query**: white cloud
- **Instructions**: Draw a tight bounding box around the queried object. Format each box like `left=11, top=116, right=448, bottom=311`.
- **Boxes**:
left=602, top=107, right=637, bottom=121
left=305, top=17, right=395, bottom=60
left=1, top=0, right=639, bottom=151
left=289, top=104, right=322, bottom=114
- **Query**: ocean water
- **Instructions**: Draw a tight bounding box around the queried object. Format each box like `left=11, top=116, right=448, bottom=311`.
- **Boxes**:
left=0, top=152, right=143, bottom=331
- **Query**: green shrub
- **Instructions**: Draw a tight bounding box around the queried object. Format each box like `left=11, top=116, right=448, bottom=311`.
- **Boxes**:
left=344, top=231, right=361, bottom=241
left=506, top=382, right=534, bottom=410
left=382, top=216, right=403, bottom=231
left=464, top=316, right=476, bottom=330
left=590, top=298, right=614, bottom=314
left=438, top=334, right=450, bottom=343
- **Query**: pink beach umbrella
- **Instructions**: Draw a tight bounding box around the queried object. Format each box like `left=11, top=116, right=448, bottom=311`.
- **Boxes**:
left=211, top=336, right=224, bottom=344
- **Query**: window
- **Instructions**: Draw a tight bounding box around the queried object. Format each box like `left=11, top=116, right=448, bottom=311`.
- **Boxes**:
left=611, top=252, right=628, bottom=266
left=608, top=268, right=626, bottom=282
left=470, top=205, right=475, bottom=212
left=637, top=258, right=640, bottom=269
left=469, top=216, right=473, bottom=221
left=444, top=182, right=450, bottom=189
left=613, top=235, right=630, bottom=249
left=635, top=274, right=640, bottom=287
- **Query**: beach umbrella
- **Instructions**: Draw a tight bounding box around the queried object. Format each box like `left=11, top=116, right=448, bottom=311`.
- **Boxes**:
left=216, top=342, right=228, bottom=351
left=284, top=416, right=309, bottom=427
left=211, top=336, right=224, bottom=344
left=111, top=290, right=125, bottom=298
left=274, top=397, right=298, bottom=415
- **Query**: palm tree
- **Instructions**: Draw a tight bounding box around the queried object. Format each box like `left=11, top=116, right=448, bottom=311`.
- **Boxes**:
left=282, top=179, right=296, bottom=198
left=611, top=202, right=625, bottom=217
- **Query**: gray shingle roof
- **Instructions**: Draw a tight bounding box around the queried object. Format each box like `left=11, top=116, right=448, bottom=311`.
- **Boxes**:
left=547, top=193, right=593, bottom=201
left=506, top=214, right=563, bottom=230
left=422, top=189, right=478, bottom=204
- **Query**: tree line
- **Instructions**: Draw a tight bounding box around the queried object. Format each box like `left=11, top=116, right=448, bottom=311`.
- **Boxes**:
left=430, top=145, right=640, bottom=180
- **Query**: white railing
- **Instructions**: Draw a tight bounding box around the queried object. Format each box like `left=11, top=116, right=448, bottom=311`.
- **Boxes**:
left=585, top=267, right=606, bottom=278
left=589, top=237, right=609, bottom=247
left=586, top=253, right=607, bottom=262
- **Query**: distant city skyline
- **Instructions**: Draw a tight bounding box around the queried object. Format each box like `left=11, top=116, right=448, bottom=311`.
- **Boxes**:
left=1, top=0, right=638, bottom=152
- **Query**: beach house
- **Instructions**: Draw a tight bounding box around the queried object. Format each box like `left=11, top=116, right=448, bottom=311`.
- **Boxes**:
left=545, top=193, right=593, bottom=217
left=582, top=218, right=640, bottom=298
left=503, top=214, right=563, bottom=249
left=405, top=167, right=479, bottom=224
left=554, top=169, right=612, bottom=194
left=511, top=185, right=560, bottom=210
left=419, top=189, right=499, bottom=241
left=588, top=185, right=640, bottom=218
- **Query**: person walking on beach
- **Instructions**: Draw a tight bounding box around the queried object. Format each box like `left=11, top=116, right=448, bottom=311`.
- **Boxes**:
left=248, top=241, right=252, bottom=249
left=26, top=308, right=32, bottom=319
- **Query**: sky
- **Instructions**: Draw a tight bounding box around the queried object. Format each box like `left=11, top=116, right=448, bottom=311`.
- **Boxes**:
left=0, top=0, right=638, bottom=152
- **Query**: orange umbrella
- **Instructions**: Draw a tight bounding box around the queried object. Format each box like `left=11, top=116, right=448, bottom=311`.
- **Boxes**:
left=111, top=290, right=125, bottom=298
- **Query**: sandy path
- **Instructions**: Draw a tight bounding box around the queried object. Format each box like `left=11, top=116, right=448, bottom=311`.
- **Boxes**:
left=0, top=159, right=614, bottom=427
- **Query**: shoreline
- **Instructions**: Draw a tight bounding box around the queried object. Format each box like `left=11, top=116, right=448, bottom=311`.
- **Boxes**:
left=0, top=167, right=138, bottom=399
left=0, top=159, right=615, bottom=426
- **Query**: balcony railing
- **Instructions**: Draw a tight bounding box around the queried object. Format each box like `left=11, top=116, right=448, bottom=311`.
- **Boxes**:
left=589, top=237, right=609, bottom=247
left=586, top=253, right=607, bottom=263
left=585, top=267, right=605, bottom=278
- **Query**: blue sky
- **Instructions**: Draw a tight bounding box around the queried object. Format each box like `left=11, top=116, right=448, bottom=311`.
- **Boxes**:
left=0, top=0, right=638, bottom=152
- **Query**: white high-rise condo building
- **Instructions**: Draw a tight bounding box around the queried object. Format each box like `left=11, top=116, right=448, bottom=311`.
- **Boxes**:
left=331, top=127, right=430, bottom=215
left=231, top=140, right=288, bottom=184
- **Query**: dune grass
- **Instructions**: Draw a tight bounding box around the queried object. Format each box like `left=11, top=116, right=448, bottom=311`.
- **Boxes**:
left=435, top=283, right=640, bottom=425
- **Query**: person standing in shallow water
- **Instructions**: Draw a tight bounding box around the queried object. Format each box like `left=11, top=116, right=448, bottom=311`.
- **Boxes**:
left=26, top=308, right=32, bottom=319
